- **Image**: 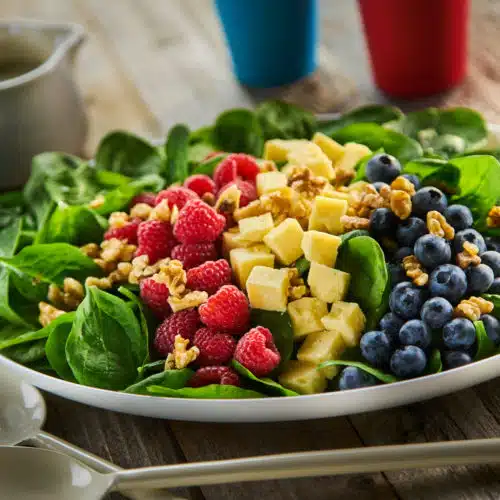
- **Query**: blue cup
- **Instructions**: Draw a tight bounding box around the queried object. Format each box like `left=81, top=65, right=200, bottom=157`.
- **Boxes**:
left=215, top=0, right=318, bottom=88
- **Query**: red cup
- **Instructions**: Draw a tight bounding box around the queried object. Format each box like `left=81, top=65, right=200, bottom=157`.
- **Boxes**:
left=358, top=0, right=469, bottom=98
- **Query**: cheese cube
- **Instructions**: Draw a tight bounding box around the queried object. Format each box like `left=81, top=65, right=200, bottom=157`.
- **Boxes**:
left=334, top=142, right=371, bottom=172
left=321, top=301, right=366, bottom=347
left=287, top=143, right=335, bottom=180
left=222, top=231, right=253, bottom=259
left=308, top=196, right=348, bottom=234
left=246, top=266, right=289, bottom=312
left=263, top=139, right=310, bottom=162
left=308, top=262, right=350, bottom=303
left=230, top=249, right=275, bottom=289
left=263, top=218, right=304, bottom=265
left=287, top=297, right=328, bottom=340
left=278, top=360, right=327, bottom=395
left=238, top=213, right=274, bottom=242
left=256, top=171, right=288, bottom=196
left=320, top=185, right=350, bottom=201
left=297, top=330, right=346, bottom=379
left=312, top=132, right=345, bottom=162
left=301, top=231, right=341, bottom=267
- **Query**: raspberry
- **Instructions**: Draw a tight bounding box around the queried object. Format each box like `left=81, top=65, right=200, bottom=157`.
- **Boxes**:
left=171, top=242, right=218, bottom=269
left=187, top=259, right=232, bottom=295
left=184, top=174, right=216, bottom=197
left=154, top=309, right=201, bottom=356
left=140, top=277, right=170, bottom=319
left=189, top=366, right=240, bottom=387
left=234, top=326, right=281, bottom=377
left=199, top=285, right=250, bottom=333
left=213, top=156, right=238, bottom=189
left=130, top=192, right=156, bottom=207
left=155, top=186, right=198, bottom=209
left=219, top=179, right=257, bottom=207
left=193, top=327, right=236, bottom=366
left=104, top=217, right=141, bottom=244
left=231, top=153, right=260, bottom=183
left=174, top=199, right=225, bottom=244
left=136, top=220, right=176, bottom=263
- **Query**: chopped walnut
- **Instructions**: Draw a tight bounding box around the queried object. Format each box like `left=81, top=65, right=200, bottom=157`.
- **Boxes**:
left=202, top=192, right=216, bottom=206
left=155, top=259, right=187, bottom=297
left=38, top=302, right=65, bottom=327
left=85, top=276, right=113, bottom=289
left=287, top=166, right=328, bottom=199
left=88, top=194, right=105, bottom=209
left=108, top=262, right=133, bottom=284
left=170, top=204, right=179, bottom=225
left=165, top=335, right=200, bottom=370
left=148, top=199, right=171, bottom=222
left=390, top=176, right=416, bottom=196
left=108, top=212, right=129, bottom=228
left=80, top=243, right=100, bottom=258
left=287, top=268, right=308, bottom=300
left=94, top=258, right=117, bottom=274
left=456, top=241, right=481, bottom=269
left=48, top=283, right=64, bottom=306
left=340, top=215, right=370, bottom=231
left=60, top=277, right=85, bottom=310
left=215, top=184, right=241, bottom=215
left=427, top=211, right=455, bottom=240
left=334, top=163, right=356, bottom=187
left=349, top=184, right=388, bottom=218
left=402, top=255, right=429, bottom=286
left=100, top=238, right=137, bottom=263
left=128, top=255, right=168, bottom=284
left=130, top=203, right=153, bottom=220
left=378, top=184, right=392, bottom=202
left=455, top=296, right=494, bottom=321
left=168, top=291, right=208, bottom=312
left=487, top=206, right=500, bottom=228
left=390, top=190, right=412, bottom=220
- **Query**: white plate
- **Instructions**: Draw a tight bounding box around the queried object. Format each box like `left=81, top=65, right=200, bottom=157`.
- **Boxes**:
left=1, top=123, right=499, bottom=423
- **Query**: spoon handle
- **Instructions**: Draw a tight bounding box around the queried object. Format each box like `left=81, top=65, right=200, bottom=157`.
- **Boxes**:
left=113, top=437, right=500, bottom=490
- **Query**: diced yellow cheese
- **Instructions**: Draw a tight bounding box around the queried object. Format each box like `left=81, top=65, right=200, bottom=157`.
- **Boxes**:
left=346, top=180, right=370, bottom=192
left=263, top=218, right=304, bottom=265
left=334, top=142, right=371, bottom=173
left=301, top=231, right=341, bottom=267
left=312, top=132, right=345, bottom=162
left=263, top=139, right=310, bottom=162
left=229, top=249, right=275, bottom=289
left=287, top=297, right=328, bottom=340
left=308, top=196, right=348, bottom=234
left=278, top=360, right=327, bottom=395
left=238, top=213, right=274, bottom=242
left=246, top=266, right=289, bottom=312
left=320, top=185, right=350, bottom=201
left=287, top=143, right=335, bottom=180
left=297, top=329, right=346, bottom=379
left=308, top=262, right=350, bottom=303
left=321, top=301, right=366, bottom=347
left=222, top=231, right=253, bottom=259
left=256, top=171, right=288, bottom=196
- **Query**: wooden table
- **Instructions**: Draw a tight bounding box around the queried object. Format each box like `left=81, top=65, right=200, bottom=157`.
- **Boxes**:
left=4, top=1, right=500, bottom=498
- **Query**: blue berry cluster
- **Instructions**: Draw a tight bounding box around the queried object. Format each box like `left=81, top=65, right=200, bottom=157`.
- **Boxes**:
left=339, top=154, right=500, bottom=391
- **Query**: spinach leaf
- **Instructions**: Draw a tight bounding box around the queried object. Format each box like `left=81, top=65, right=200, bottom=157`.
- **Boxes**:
left=318, top=359, right=397, bottom=383
left=336, top=236, right=390, bottom=331
left=66, top=287, right=147, bottom=390
left=482, top=294, right=500, bottom=316
left=256, top=100, right=316, bottom=140
left=138, top=359, right=165, bottom=377
left=188, top=142, right=217, bottom=165
left=340, top=229, right=370, bottom=244
left=424, top=349, right=443, bottom=375
left=0, top=324, right=47, bottom=350
left=403, top=158, right=461, bottom=194
left=190, top=126, right=213, bottom=144
left=316, top=105, right=403, bottom=136
left=2, top=339, right=46, bottom=365
left=232, top=360, right=298, bottom=397
left=0, top=322, right=33, bottom=343
left=330, top=123, right=423, bottom=163
left=0, top=243, right=101, bottom=286
left=295, top=257, right=311, bottom=277
left=211, top=109, right=263, bottom=156
left=95, top=131, right=163, bottom=177
left=436, top=108, right=488, bottom=150
left=94, top=170, right=131, bottom=188
left=123, top=369, right=193, bottom=395
left=165, top=124, right=190, bottom=184
left=118, top=286, right=151, bottom=354
left=474, top=320, right=497, bottom=361
left=0, top=217, right=22, bottom=257
left=392, top=108, right=438, bottom=139
left=191, top=153, right=227, bottom=177
left=250, top=309, right=293, bottom=367
left=147, top=384, right=265, bottom=399
left=0, top=192, right=24, bottom=230
left=26, top=358, right=55, bottom=374
left=45, top=313, right=76, bottom=381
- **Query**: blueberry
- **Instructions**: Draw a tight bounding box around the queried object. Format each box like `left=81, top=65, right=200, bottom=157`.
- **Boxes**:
left=412, top=187, right=448, bottom=217
left=396, top=217, right=427, bottom=247
left=393, top=246, right=413, bottom=263
left=488, top=277, right=500, bottom=294
left=443, top=318, right=476, bottom=350
left=485, top=236, right=500, bottom=253
left=388, top=263, right=407, bottom=287
left=398, top=320, right=432, bottom=349
left=453, top=229, right=487, bottom=254
left=365, top=154, right=402, bottom=184
left=401, top=173, right=421, bottom=190
left=338, top=366, right=378, bottom=391
left=360, top=330, right=393, bottom=368
left=429, top=264, right=467, bottom=304
left=373, top=182, right=390, bottom=193
left=480, top=251, right=500, bottom=277
left=370, top=208, right=398, bottom=236
left=465, top=264, right=494, bottom=295
left=390, top=346, right=427, bottom=378
left=414, top=234, right=451, bottom=270
left=443, top=351, right=472, bottom=370
left=421, top=297, right=454, bottom=329
left=481, top=314, right=500, bottom=346
left=379, top=312, right=405, bottom=344
left=444, top=205, right=473, bottom=232
left=389, top=282, right=427, bottom=319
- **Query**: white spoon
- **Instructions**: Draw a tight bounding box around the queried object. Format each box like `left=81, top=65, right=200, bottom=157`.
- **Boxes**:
left=0, top=368, right=182, bottom=500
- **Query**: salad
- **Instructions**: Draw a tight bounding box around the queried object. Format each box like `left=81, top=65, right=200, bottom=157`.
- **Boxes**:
left=2, top=101, right=500, bottom=399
